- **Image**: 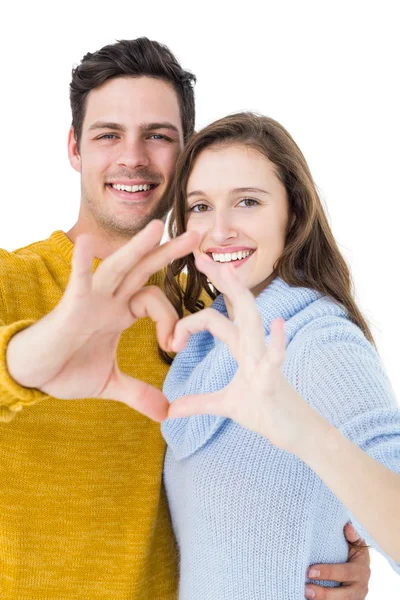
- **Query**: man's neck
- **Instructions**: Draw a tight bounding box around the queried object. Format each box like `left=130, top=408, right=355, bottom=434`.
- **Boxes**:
left=66, top=220, right=135, bottom=260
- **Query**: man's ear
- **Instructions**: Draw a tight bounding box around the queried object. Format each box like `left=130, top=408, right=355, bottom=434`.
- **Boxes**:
left=68, top=127, right=82, bottom=173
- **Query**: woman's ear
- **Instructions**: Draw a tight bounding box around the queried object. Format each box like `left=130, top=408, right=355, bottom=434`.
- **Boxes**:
left=287, top=213, right=296, bottom=233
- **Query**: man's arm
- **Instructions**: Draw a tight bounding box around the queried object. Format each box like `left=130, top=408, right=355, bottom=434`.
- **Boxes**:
left=305, top=524, right=371, bottom=600
left=4, top=221, right=198, bottom=420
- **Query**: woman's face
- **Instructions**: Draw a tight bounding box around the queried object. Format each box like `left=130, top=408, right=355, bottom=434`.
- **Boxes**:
left=186, top=144, right=289, bottom=296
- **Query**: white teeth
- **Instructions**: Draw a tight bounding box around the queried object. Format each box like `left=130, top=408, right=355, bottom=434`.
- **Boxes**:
left=211, top=250, right=253, bottom=263
left=111, top=184, right=152, bottom=192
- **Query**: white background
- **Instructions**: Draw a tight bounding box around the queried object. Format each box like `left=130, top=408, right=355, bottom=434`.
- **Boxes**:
left=1, top=1, right=399, bottom=597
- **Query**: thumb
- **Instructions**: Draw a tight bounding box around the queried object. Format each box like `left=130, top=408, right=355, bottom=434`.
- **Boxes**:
left=344, top=522, right=363, bottom=544
left=168, top=390, right=227, bottom=419
left=102, top=371, right=169, bottom=422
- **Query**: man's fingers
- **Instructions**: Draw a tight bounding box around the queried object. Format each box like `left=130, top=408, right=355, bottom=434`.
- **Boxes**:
left=168, top=389, right=227, bottom=420
left=68, top=234, right=94, bottom=297
left=94, top=219, right=165, bottom=294
left=129, top=286, right=179, bottom=351
left=171, top=308, right=239, bottom=358
left=116, top=230, right=200, bottom=299
left=101, top=370, right=169, bottom=422
left=344, top=527, right=370, bottom=569
left=307, top=562, right=370, bottom=584
left=305, top=582, right=361, bottom=600
left=344, top=523, right=362, bottom=544
left=343, top=524, right=370, bottom=567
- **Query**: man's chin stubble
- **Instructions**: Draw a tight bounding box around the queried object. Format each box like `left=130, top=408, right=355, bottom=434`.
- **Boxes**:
left=85, top=193, right=171, bottom=239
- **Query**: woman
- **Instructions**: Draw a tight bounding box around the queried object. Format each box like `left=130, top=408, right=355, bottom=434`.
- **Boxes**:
left=160, top=113, right=400, bottom=599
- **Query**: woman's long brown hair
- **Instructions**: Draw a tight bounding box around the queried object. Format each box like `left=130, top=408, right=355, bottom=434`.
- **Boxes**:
left=161, top=112, right=374, bottom=364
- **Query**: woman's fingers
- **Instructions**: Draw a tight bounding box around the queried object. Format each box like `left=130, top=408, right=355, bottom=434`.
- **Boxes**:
left=129, top=286, right=179, bottom=351
left=194, top=254, right=238, bottom=298
left=195, top=255, right=266, bottom=362
left=266, top=318, right=286, bottom=368
left=172, top=308, right=240, bottom=359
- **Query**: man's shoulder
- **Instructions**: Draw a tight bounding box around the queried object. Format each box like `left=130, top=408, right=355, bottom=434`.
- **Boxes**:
left=0, top=233, right=59, bottom=270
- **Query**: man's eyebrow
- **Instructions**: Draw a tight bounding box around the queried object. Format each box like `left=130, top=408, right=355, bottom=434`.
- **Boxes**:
left=87, top=121, right=180, bottom=134
left=141, top=122, right=180, bottom=134
left=88, top=121, right=126, bottom=132
left=187, top=187, right=270, bottom=199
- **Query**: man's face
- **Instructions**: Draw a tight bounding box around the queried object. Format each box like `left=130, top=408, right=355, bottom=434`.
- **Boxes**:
left=69, top=76, right=184, bottom=237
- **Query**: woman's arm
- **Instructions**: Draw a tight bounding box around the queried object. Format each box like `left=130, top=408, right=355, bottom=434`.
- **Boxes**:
left=291, top=403, right=400, bottom=564
left=168, top=255, right=400, bottom=566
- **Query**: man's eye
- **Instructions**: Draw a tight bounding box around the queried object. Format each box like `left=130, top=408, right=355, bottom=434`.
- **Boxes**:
left=98, top=134, right=117, bottom=140
left=149, top=134, right=171, bottom=141
left=238, top=198, right=259, bottom=207
left=190, top=203, right=210, bottom=213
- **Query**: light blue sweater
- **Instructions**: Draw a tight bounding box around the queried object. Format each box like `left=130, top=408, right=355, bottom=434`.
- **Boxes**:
left=162, top=278, right=400, bottom=599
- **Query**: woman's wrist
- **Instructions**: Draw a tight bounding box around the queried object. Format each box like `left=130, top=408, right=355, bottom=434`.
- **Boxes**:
left=282, top=393, right=336, bottom=462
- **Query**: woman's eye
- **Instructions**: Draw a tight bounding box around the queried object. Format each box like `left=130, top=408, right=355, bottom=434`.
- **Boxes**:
left=190, top=203, right=211, bottom=213
left=238, top=198, right=259, bottom=207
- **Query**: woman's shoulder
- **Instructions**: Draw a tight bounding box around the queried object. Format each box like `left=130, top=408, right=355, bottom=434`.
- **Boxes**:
left=289, top=301, right=368, bottom=351
left=256, top=278, right=369, bottom=353
left=281, top=296, right=397, bottom=425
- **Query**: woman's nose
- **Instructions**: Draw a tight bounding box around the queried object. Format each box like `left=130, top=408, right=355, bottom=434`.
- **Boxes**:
left=209, top=212, right=238, bottom=243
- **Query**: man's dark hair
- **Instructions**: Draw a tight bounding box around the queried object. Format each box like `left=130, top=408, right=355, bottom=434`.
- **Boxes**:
left=70, top=37, right=196, bottom=149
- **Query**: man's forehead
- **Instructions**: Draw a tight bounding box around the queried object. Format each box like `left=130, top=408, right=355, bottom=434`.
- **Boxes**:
left=83, top=76, right=183, bottom=131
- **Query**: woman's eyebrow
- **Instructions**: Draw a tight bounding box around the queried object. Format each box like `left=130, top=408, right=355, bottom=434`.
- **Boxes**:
left=231, top=187, right=270, bottom=195
left=187, top=190, right=206, bottom=199
left=187, top=187, right=270, bottom=199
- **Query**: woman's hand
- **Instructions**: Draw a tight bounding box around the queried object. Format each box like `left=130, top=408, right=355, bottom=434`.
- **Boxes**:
left=168, top=254, right=319, bottom=453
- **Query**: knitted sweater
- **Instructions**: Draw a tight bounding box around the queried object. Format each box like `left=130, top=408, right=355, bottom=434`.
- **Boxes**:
left=162, top=278, right=400, bottom=600
left=0, top=231, right=177, bottom=599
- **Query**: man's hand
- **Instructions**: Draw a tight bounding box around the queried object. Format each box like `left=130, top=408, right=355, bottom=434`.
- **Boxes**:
left=305, top=524, right=371, bottom=599
left=6, top=220, right=199, bottom=421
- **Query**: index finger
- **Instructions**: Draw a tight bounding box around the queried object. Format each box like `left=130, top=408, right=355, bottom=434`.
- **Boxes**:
left=194, top=254, right=266, bottom=362
left=117, top=229, right=200, bottom=299
left=94, top=219, right=165, bottom=294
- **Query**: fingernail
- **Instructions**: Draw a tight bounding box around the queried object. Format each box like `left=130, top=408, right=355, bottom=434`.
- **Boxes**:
left=307, top=568, right=320, bottom=578
left=304, top=587, right=315, bottom=599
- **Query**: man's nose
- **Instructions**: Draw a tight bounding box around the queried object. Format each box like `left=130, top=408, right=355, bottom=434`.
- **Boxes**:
left=116, top=139, right=150, bottom=169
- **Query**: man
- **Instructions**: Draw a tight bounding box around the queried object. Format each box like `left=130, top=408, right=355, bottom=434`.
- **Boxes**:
left=0, top=38, right=370, bottom=599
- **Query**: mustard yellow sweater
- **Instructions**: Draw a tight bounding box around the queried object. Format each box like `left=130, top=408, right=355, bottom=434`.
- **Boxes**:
left=0, top=231, right=177, bottom=599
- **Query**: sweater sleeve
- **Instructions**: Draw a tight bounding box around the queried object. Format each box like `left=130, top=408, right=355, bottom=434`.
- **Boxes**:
left=0, top=285, right=47, bottom=422
left=301, top=329, right=400, bottom=572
